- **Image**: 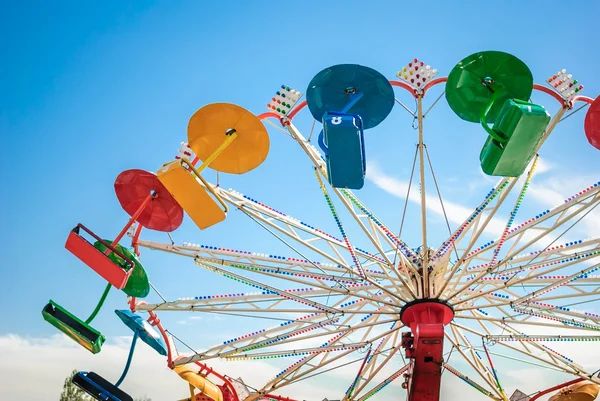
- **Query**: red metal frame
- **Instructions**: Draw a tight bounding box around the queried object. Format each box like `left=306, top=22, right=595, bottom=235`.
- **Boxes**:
left=400, top=301, right=454, bottom=401
left=422, top=77, right=447, bottom=96
left=188, top=361, right=240, bottom=401
left=390, top=76, right=447, bottom=98
left=131, top=224, right=143, bottom=256
left=134, top=299, right=241, bottom=401
left=111, top=192, right=154, bottom=246
left=257, top=100, right=307, bottom=126
left=390, top=80, right=418, bottom=98
left=264, top=394, right=298, bottom=401
left=257, top=78, right=594, bottom=131
left=287, top=100, right=307, bottom=121
left=532, top=84, right=595, bottom=110
left=146, top=311, right=173, bottom=367
left=66, top=224, right=134, bottom=289
left=132, top=298, right=297, bottom=401
left=571, top=95, right=595, bottom=106
left=257, top=111, right=282, bottom=122
left=67, top=192, right=154, bottom=288
left=529, top=378, right=585, bottom=401
left=258, top=78, right=445, bottom=125
left=533, top=84, right=566, bottom=105
left=130, top=299, right=176, bottom=371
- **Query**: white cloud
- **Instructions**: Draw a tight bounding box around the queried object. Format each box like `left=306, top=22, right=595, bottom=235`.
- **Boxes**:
left=0, top=334, right=182, bottom=401
left=504, top=319, right=600, bottom=371
left=177, top=316, right=204, bottom=325
left=366, top=162, right=510, bottom=238
left=1, top=332, right=598, bottom=401
left=527, top=174, right=600, bottom=239
left=0, top=334, right=341, bottom=401
left=366, top=159, right=599, bottom=249
left=534, top=157, right=554, bottom=176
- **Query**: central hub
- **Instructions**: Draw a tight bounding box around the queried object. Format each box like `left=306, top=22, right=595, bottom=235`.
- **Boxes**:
left=398, top=299, right=454, bottom=401
left=399, top=299, right=454, bottom=331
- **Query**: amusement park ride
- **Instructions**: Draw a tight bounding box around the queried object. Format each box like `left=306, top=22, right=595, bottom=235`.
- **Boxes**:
left=42, top=51, right=600, bottom=401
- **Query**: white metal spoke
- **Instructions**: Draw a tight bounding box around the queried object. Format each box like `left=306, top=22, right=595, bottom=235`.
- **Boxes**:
left=434, top=178, right=516, bottom=297
left=255, top=313, right=400, bottom=393
left=226, top=342, right=370, bottom=360
left=123, top=75, right=599, bottom=401
left=486, top=334, right=600, bottom=342
left=356, top=364, right=409, bottom=401
left=194, top=260, right=340, bottom=314
left=442, top=363, right=501, bottom=400
left=454, top=315, right=599, bottom=332
left=156, top=292, right=392, bottom=366
left=445, top=327, right=501, bottom=397
left=456, top=182, right=599, bottom=272
left=452, top=321, right=599, bottom=384
left=349, top=325, right=402, bottom=398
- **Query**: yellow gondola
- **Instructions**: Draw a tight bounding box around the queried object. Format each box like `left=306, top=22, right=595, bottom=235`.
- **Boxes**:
left=158, top=103, right=269, bottom=231
left=549, top=381, right=599, bottom=401
left=174, top=365, right=224, bottom=401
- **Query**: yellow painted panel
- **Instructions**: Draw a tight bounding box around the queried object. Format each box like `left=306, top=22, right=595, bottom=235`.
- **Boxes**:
left=157, top=161, right=225, bottom=230
left=188, top=103, right=269, bottom=175
left=174, top=365, right=224, bottom=401
left=550, top=382, right=599, bottom=401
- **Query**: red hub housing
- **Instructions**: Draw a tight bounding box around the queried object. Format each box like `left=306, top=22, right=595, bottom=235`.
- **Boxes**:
left=399, top=300, right=454, bottom=401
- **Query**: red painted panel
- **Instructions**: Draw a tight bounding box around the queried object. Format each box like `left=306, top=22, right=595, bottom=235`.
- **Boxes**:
left=65, top=225, right=133, bottom=289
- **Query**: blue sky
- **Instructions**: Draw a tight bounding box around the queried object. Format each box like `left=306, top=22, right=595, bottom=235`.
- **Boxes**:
left=1, top=1, right=600, bottom=400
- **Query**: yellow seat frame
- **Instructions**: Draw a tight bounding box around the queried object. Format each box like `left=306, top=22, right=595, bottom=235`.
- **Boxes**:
left=158, top=158, right=227, bottom=230
left=174, top=365, right=224, bottom=401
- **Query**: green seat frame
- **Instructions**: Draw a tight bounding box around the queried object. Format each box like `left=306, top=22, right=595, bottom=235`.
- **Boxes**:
left=480, top=98, right=550, bottom=177
left=42, top=300, right=106, bottom=354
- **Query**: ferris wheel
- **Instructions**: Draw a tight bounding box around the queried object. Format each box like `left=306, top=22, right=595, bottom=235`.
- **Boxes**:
left=42, top=51, right=600, bottom=401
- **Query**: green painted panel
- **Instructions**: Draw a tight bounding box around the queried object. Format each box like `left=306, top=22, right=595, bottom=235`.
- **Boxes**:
left=93, top=241, right=150, bottom=298
left=480, top=99, right=550, bottom=176
left=42, top=300, right=105, bottom=354
left=446, top=51, right=533, bottom=123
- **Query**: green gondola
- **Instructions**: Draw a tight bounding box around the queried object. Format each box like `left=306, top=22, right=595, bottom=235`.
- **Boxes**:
left=480, top=98, right=550, bottom=176
left=42, top=300, right=106, bottom=354
left=42, top=235, right=149, bottom=354
left=446, top=51, right=551, bottom=177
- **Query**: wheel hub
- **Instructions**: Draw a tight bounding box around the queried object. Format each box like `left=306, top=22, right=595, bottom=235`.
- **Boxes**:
left=399, top=300, right=455, bottom=401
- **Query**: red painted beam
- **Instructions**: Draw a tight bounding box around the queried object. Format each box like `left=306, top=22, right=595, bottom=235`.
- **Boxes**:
left=529, top=378, right=586, bottom=401
left=400, top=301, right=454, bottom=401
